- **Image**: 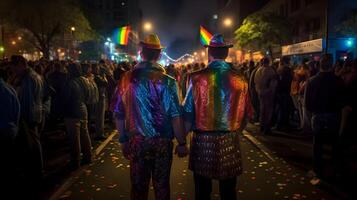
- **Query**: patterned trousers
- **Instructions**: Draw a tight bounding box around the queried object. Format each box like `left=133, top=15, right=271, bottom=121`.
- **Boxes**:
left=128, top=136, right=173, bottom=200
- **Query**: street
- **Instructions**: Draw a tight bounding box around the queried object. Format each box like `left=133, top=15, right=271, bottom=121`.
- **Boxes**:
left=52, top=130, right=337, bottom=200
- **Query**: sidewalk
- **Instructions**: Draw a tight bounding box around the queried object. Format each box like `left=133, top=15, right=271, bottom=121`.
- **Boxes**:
left=244, top=123, right=356, bottom=199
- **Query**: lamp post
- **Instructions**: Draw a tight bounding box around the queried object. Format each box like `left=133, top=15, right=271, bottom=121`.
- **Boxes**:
left=70, top=26, right=76, bottom=59
left=325, top=0, right=330, bottom=54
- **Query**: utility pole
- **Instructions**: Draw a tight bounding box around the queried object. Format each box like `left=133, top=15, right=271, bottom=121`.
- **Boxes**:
left=324, top=0, right=330, bottom=54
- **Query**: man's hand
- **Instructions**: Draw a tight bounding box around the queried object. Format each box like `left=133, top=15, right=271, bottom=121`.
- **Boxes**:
left=121, top=142, right=131, bottom=160
left=175, top=144, right=189, bottom=158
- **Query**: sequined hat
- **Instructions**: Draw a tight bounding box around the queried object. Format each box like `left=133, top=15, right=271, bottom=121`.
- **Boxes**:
left=139, top=34, right=165, bottom=49
left=204, top=34, right=233, bottom=48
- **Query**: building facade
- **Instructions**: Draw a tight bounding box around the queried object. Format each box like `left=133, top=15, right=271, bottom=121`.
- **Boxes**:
left=257, top=0, right=357, bottom=62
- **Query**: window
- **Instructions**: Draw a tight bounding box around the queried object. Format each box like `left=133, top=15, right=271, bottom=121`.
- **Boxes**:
left=98, top=0, right=103, bottom=9
left=105, top=0, right=111, bottom=9
left=305, top=0, right=313, bottom=6
left=291, top=0, right=301, bottom=12
left=280, top=5, right=284, bottom=16
left=312, top=18, right=321, bottom=31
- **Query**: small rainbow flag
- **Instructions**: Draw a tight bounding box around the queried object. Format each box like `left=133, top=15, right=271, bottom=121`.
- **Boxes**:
left=113, top=26, right=131, bottom=45
left=200, top=26, right=213, bottom=45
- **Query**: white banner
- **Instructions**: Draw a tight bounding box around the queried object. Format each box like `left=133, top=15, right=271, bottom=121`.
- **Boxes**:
left=282, top=38, right=323, bottom=56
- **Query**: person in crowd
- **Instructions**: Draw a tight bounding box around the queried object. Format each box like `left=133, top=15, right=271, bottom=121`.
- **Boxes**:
left=276, top=56, right=293, bottom=131
left=47, top=62, right=68, bottom=124
left=183, top=34, right=252, bottom=200
left=62, top=63, right=93, bottom=170
left=9, top=55, right=44, bottom=181
left=249, top=62, right=260, bottom=123
left=114, top=34, right=188, bottom=200
left=337, top=59, right=357, bottom=178
left=0, top=67, right=20, bottom=195
left=93, top=64, right=108, bottom=140
left=304, top=54, right=345, bottom=185
left=81, top=63, right=99, bottom=135
left=291, top=63, right=309, bottom=130
left=254, top=57, right=278, bottom=134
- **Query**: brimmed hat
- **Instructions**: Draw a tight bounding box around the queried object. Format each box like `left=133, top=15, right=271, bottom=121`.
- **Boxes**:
left=204, top=34, right=233, bottom=48
left=139, top=34, right=165, bottom=49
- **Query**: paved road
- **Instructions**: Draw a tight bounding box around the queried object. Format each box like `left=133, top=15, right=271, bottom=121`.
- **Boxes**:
left=54, top=131, right=338, bottom=200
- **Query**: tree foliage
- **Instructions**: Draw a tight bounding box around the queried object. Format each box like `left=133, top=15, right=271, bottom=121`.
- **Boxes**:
left=0, top=0, right=96, bottom=59
left=336, top=10, right=357, bottom=37
left=235, top=12, right=290, bottom=54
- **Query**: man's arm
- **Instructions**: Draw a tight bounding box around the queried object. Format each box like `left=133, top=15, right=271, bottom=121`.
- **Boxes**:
left=172, top=116, right=186, bottom=145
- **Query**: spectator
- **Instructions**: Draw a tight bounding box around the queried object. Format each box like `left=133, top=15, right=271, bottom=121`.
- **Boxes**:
left=0, top=67, right=20, bottom=195
left=249, top=62, right=260, bottom=123
left=47, top=62, right=68, bottom=123
left=9, top=55, right=44, bottom=182
left=62, top=63, right=93, bottom=170
left=93, top=64, right=108, bottom=140
left=304, top=54, right=345, bottom=185
left=254, top=57, right=278, bottom=134
left=276, top=56, right=293, bottom=131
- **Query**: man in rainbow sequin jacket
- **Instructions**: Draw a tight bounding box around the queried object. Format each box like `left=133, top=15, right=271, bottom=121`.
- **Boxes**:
left=114, top=34, right=188, bottom=200
left=183, top=34, right=252, bottom=200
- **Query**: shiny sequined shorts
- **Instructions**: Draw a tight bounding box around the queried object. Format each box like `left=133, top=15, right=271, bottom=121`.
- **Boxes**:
left=189, top=131, right=243, bottom=179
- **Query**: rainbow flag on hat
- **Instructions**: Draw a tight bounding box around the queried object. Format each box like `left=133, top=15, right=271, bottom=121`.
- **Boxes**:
left=200, top=26, right=213, bottom=46
left=113, top=26, right=131, bottom=45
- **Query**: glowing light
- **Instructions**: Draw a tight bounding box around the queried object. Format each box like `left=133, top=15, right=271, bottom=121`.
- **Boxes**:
left=0, top=46, right=4, bottom=52
left=223, top=17, right=233, bottom=27
left=57, top=48, right=61, bottom=53
left=143, top=22, right=153, bottom=32
left=194, top=52, right=197, bottom=56
left=11, top=41, right=16, bottom=45
left=200, top=26, right=213, bottom=45
left=346, top=38, right=354, bottom=47
left=201, top=51, right=206, bottom=56
left=18, top=36, right=22, bottom=40
left=71, top=26, right=76, bottom=31
left=213, top=14, right=218, bottom=20
left=78, top=50, right=82, bottom=54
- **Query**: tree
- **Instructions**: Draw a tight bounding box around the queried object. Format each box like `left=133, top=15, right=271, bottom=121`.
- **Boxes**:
left=336, top=10, right=357, bottom=37
left=235, top=12, right=290, bottom=58
left=0, top=0, right=96, bottom=59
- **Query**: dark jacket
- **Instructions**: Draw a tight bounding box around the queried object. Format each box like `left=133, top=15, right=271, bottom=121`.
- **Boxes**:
left=304, top=72, right=345, bottom=114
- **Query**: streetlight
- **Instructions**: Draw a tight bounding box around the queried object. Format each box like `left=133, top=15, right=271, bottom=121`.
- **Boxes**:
left=70, top=26, right=76, bottom=32
left=223, top=17, right=233, bottom=28
left=143, top=22, right=153, bottom=32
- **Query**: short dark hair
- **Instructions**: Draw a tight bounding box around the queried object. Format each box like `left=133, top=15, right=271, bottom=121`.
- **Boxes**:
left=10, top=55, right=27, bottom=67
left=261, top=57, right=270, bottom=65
left=281, top=56, right=290, bottom=65
left=141, top=47, right=161, bottom=61
left=208, top=47, right=229, bottom=60
left=320, top=54, right=333, bottom=71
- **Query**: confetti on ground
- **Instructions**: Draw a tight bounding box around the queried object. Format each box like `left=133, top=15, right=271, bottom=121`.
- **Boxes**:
left=107, top=184, right=118, bottom=189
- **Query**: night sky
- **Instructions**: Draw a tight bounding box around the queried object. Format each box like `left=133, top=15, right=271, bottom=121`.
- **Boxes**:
left=139, top=0, right=217, bottom=58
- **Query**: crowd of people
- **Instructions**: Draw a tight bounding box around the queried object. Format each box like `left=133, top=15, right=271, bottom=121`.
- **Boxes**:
left=0, top=33, right=356, bottom=199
